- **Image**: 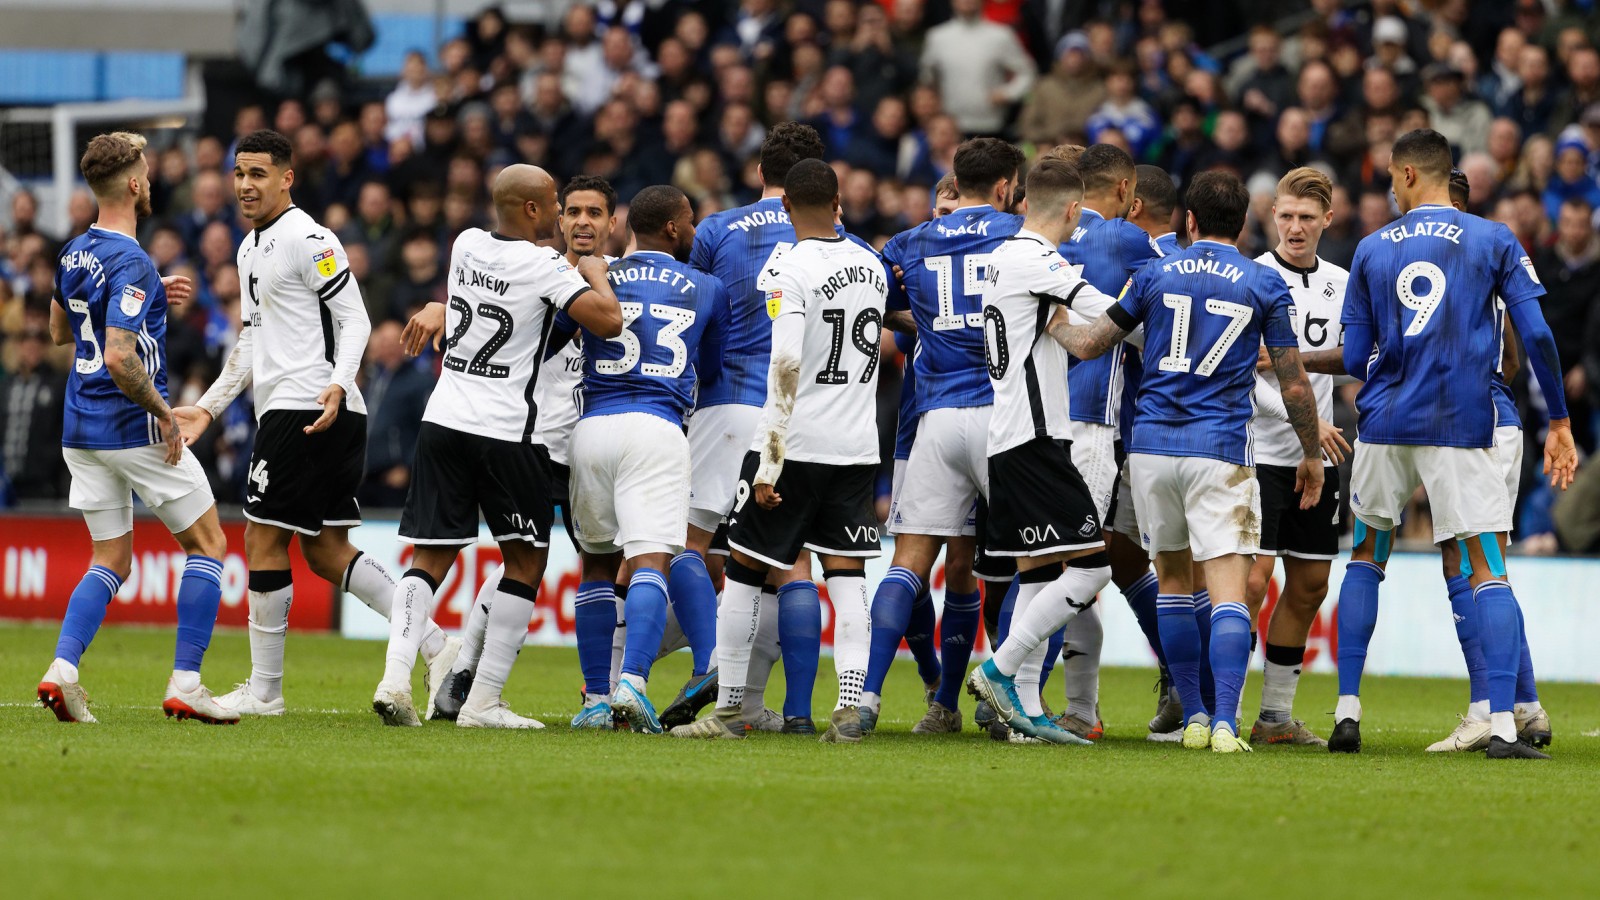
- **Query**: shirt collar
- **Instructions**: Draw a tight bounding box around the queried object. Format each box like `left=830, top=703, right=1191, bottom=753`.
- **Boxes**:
left=88, top=225, right=138, bottom=244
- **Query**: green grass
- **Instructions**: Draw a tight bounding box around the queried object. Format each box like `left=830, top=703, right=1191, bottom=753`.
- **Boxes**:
left=2, top=622, right=1598, bottom=899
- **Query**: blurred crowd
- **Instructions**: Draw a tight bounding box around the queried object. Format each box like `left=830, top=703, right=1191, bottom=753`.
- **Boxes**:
left=3, top=0, right=1600, bottom=550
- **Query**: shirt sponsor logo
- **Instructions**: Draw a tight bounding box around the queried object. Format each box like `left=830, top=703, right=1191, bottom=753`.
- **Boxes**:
left=313, top=248, right=337, bottom=277
left=120, top=285, right=146, bottom=317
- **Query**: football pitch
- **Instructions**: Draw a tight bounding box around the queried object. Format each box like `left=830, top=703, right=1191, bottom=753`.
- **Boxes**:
left=2, top=622, right=1597, bottom=899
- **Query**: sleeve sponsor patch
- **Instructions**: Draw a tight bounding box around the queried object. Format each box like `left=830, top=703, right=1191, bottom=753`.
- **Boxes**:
left=765, top=290, right=783, bottom=319
left=120, top=285, right=146, bottom=317
left=1116, top=277, right=1133, bottom=301
left=313, top=248, right=337, bottom=277
left=1520, top=255, right=1540, bottom=285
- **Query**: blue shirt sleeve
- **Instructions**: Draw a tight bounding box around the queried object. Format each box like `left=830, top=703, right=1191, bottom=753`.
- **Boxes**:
left=881, top=236, right=910, bottom=311
left=1494, top=226, right=1544, bottom=309
left=545, top=309, right=578, bottom=361
left=689, top=220, right=716, bottom=275
left=696, top=277, right=729, bottom=385
left=1119, top=222, right=1159, bottom=272
left=104, top=252, right=162, bottom=333
left=1109, top=265, right=1150, bottom=329
left=1341, top=243, right=1373, bottom=327
left=1259, top=274, right=1298, bottom=348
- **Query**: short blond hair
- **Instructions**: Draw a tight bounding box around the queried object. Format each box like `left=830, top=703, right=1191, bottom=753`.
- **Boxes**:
left=1040, top=143, right=1087, bottom=165
left=1276, top=166, right=1332, bottom=212
left=935, top=172, right=958, bottom=200
left=80, top=132, right=148, bottom=198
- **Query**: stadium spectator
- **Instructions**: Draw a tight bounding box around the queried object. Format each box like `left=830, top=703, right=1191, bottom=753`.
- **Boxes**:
left=807, top=66, right=865, bottom=161
left=1017, top=31, right=1105, bottom=146
left=1420, top=63, right=1492, bottom=156
left=359, top=321, right=433, bottom=508
left=176, top=171, right=240, bottom=259
left=1504, top=43, right=1558, bottom=136
left=1543, top=136, right=1600, bottom=225
left=1553, top=46, right=1600, bottom=134
left=831, top=3, right=917, bottom=117
left=0, top=328, right=66, bottom=500
left=1481, top=27, right=1527, bottom=112
left=1534, top=197, right=1600, bottom=448
left=1087, top=62, right=1160, bottom=160
left=919, top=0, right=1036, bottom=136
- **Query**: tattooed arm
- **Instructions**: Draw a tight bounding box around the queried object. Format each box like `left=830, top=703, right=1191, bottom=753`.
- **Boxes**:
left=1046, top=306, right=1131, bottom=360
left=105, top=326, right=182, bottom=465
left=1268, top=343, right=1325, bottom=509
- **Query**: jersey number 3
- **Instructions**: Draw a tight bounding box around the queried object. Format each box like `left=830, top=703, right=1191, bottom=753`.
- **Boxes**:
left=594, top=302, right=696, bottom=377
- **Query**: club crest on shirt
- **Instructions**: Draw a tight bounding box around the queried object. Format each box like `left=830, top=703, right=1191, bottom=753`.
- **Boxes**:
left=313, top=247, right=336, bottom=277
left=766, top=289, right=783, bottom=319
left=119, top=285, right=146, bottom=316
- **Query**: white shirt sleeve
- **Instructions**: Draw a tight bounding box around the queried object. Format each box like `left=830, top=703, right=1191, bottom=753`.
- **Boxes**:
left=298, top=232, right=369, bottom=396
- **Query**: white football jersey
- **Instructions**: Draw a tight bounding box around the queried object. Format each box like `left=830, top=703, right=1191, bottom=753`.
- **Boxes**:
left=236, top=206, right=368, bottom=415
left=754, top=236, right=887, bottom=465
left=982, top=229, right=1114, bottom=455
left=1250, top=251, right=1347, bottom=467
left=535, top=256, right=614, bottom=465
left=424, top=228, right=591, bottom=443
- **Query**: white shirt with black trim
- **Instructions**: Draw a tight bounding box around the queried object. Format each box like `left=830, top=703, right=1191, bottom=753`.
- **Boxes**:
left=1250, top=251, right=1347, bottom=467
left=235, top=206, right=369, bottom=416
left=424, top=228, right=590, bottom=444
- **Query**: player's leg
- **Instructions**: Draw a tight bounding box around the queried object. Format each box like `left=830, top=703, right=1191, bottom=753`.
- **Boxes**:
left=918, top=534, right=982, bottom=734
left=574, top=552, right=624, bottom=728
left=160, top=502, right=235, bottom=723
left=612, top=549, right=674, bottom=734
left=1457, top=531, right=1546, bottom=758
left=1427, top=540, right=1494, bottom=751
left=568, top=416, right=626, bottom=726
left=1109, top=462, right=1174, bottom=735
left=904, top=550, right=944, bottom=700
left=1252, top=556, right=1332, bottom=746
left=819, top=554, right=873, bottom=744
left=373, top=544, right=459, bottom=726
left=860, top=532, right=940, bottom=719
left=775, top=560, right=822, bottom=733
left=1053, top=422, right=1117, bottom=737
left=432, top=564, right=497, bottom=721
left=1492, top=424, right=1549, bottom=747
left=1191, top=560, right=1215, bottom=725
left=1198, top=552, right=1253, bottom=753
left=1152, top=547, right=1205, bottom=743
left=740, top=576, right=784, bottom=729
left=227, top=519, right=298, bottom=712
left=458, top=538, right=549, bottom=729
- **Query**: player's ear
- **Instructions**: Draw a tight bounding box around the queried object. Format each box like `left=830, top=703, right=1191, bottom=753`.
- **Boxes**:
left=281, top=165, right=295, bottom=191
left=781, top=193, right=794, bottom=217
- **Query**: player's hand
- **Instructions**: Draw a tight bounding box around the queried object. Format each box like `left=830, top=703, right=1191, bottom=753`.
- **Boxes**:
left=159, top=412, right=184, bottom=465
left=1544, top=419, right=1578, bottom=491
left=1256, top=345, right=1272, bottom=372
left=1295, top=456, right=1325, bottom=510
left=402, top=302, right=446, bottom=356
left=891, top=264, right=904, bottom=287
left=577, top=254, right=609, bottom=282
left=1318, top=418, right=1351, bottom=465
left=755, top=483, right=782, bottom=510
left=305, top=384, right=344, bottom=434
left=161, top=275, right=194, bottom=308
left=171, top=406, right=214, bottom=447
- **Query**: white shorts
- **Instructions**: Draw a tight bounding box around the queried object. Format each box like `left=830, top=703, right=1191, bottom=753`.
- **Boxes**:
left=1111, top=457, right=1140, bottom=539
left=570, top=413, right=690, bottom=558
left=891, top=405, right=990, bottom=537
left=1350, top=439, right=1512, bottom=542
left=1069, top=420, right=1118, bottom=524
left=1129, top=453, right=1261, bottom=561
left=64, top=444, right=214, bottom=541
left=1496, top=425, right=1523, bottom=510
left=687, top=403, right=762, bottom=533
left=888, top=458, right=909, bottom=531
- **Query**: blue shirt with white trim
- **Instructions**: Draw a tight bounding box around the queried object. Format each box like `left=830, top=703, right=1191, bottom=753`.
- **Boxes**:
left=1059, top=209, right=1159, bottom=425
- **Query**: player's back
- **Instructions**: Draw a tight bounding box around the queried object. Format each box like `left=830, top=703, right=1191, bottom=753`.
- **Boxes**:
left=580, top=251, right=725, bottom=425
left=56, top=226, right=169, bottom=450
left=882, top=205, right=1022, bottom=412
left=1345, top=204, right=1537, bottom=448
left=1059, top=210, right=1158, bottom=425
left=1123, top=240, right=1294, bottom=465
left=689, top=196, right=794, bottom=408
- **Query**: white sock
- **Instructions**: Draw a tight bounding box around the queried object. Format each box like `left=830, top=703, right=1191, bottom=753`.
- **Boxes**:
left=1336, top=694, right=1361, bottom=722
left=247, top=584, right=292, bottom=701
left=1468, top=699, right=1491, bottom=722
left=995, top=565, right=1111, bottom=675
left=1015, top=641, right=1050, bottom=718
left=1261, top=659, right=1302, bottom=721
left=54, top=659, right=79, bottom=683
left=1062, top=603, right=1102, bottom=721
left=171, top=669, right=200, bottom=693
left=1514, top=700, right=1542, bottom=716
left=1490, top=710, right=1516, bottom=741
left=860, top=691, right=882, bottom=714
left=465, top=577, right=538, bottom=708
left=347, top=552, right=447, bottom=661
left=993, top=577, right=1049, bottom=675
left=381, top=574, right=435, bottom=689
left=453, top=566, right=498, bottom=675
left=826, top=572, right=870, bottom=709
left=715, top=578, right=762, bottom=709
left=610, top=587, right=626, bottom=695
left=621, top=671, right=647, bottom=693
left=743, top=586, right=779, bottom=714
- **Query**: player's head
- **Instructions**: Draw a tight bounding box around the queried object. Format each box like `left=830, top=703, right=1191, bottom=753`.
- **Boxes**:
left=1129, top=164, right=1176, bottom=234
left=628, top=184, right=696, bottom=261
left=1184, top=170, right=1250, bottom=243
left=1077, top=144, right=1138, bottom=217
left=1039, top=143, right=1086, bottom=165
left=758, top=121, right=825, bottom=191
left=1272, top=166, right=1334, bottom=260
left=80, top=131, right=151, bottom=219
left=1022, top=158, right=1085, bottom=233
left=780, top=158, right=840, bottom=228
left=233, top=129, right=296, bottom=225
left=1448, top=167, right=1470, bottom=210
left=491, top=164, right=561, bottom=239
left=559, top=175, right=618, bottom=258
left=1388, top=128, right=1453, bottom=213
left=952, top=137, right=1024, bottom=210
left=933, top=173, right=959, bottom=217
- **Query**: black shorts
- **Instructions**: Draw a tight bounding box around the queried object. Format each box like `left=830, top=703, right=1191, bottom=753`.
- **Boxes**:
left=547, top=461, right=583, bottom=554
left=726, top=452, right=880, bottom=569
left=1258, top=463, right=1340, bottom=559
left=399, top=423, right=553, bottom=546
left=246, top=407, right=365, bottom=535
left=972, top=497, right=1017, bottom=582
left=986, top=437, right=1104, bottom=557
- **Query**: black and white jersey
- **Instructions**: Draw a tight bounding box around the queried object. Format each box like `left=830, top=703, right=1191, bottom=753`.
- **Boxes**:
left=754, top=236, right=888, bottom=465
left=424, top=228, right=590, bottom=444
left=982, top=229, right=1115, bottom=456
left=535, top=256, right=614, bottom=465
left=235, top=206, right=369, bottom=416
left=1250, top=251, right=1347, bottom=467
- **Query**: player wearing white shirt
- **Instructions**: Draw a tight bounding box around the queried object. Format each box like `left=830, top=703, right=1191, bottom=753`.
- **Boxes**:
left=177, top=130, right=456, bottom=717
left=672, top=160, right=887, bottom=743
left=370, top=165, right=622, bottom=728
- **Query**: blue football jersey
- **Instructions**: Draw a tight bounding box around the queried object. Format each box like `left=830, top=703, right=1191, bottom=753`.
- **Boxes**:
left=575, top=251, right=727, bottom=427
left=1343, top=205, right=1542, bottom=448
left=881, top=205, right=1022, bottom=411
left=1152, top=232, right=1182, bottom=257
left=894, top=332, right=918, bottom=461
left=1115, top=231, right=1180, bottom=443
left=1059, top=210, right=1159, bottom=425
left=1111, top=240, right=1297, bottom=465
left=56, top=226, right=170, bottom=450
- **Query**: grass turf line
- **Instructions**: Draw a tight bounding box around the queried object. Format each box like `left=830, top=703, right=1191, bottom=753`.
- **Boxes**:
left=1, top=621, right=1597, bottom=899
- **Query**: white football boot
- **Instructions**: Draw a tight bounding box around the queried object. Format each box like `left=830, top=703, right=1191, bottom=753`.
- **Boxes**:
left=38, top=660, right=95, bottom=723
left=373, top=684, right=422, bottom=727
left=1426, top=715, right=1492, bottom=752
left=213, top=681, right=286, bottom=716
left=457, top=698, right=545, bottom=729
left=163, top=678, right=241, bottom=724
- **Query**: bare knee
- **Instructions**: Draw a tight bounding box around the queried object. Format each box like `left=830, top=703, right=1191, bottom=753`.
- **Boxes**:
left=90, top=537, right=134, bottom=582
left=175, top=510, right=227, bottom=561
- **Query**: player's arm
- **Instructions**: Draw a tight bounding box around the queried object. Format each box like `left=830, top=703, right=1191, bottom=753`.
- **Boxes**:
left=306, top=238, right=372, bottom=435
left=754, top=310, right=803, bottom=509
left=1297, top=347, right=1348, bottom=376
left=1252, top=374, right=1349, bottom=464
left=104, top=326, right=182, bottom=465
left=563, top=255, right=623, bottom=338
left=1505, top=298, right=1578, bottom=489
left=1502, top=315, right=1522, bottom=383
left=1266, top=316, right=1325, bottom=509
left=1048, top=305, right=1133, bottom=360
left=881, top=244, right=916, bottom=334
left=694, top=280, right=730, bottom=386
left=543, top=311, right=578, bottom=362
left=48, top=297, right=72, bottom=346
left=181, top=320, right=255, bottom=444
left=402, top=298, right=446, bottom=356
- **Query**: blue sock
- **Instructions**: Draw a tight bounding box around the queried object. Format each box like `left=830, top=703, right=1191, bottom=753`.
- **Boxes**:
left=1515, top=601, right=1538, bottom=704
left=1157, top=593, right=1206, bottom=724
left=173, top=556, right=223, bottom=672
left=1038, top=626, right=1066, bottom=695
left=621, top=569, right=669, bottom=681
left=1446, top=575, right=1488, bottom=704
left=996, top=574, right=1020, bottom=642
left=575, top=580, right=616, bottom=696
left=1193, top=590, right=1214, bottom=715
left=777, top=580, right=821, bottom=719
left=54, top=565, right=122, bottom=665
left=933, top=589, right=982, bottom=710
left=1336, top=561, right=1385, bottom=697
left=906, top=586, right=942, bottom=687
left=1474, top=580, right=1522, bottom=714
left=1208, top=601, right=1252, bottom=731
left=1122, top=571, right=1166, bottom=667
left=668, top=551, right=719, bottom=676
left=863, top=566, right=921, bottom=696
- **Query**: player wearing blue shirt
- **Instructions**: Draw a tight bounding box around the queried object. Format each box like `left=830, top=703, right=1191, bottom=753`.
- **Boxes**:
left=1327, top=142, right=1577, bottom=759
left=1056, top=171, right=1324, bottom=753
left=39, top=132, right=235, bottom=726
left=860, top=138, right=1024, bottom=734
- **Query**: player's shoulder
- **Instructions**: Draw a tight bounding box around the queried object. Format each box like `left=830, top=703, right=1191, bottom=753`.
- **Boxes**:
left=1317, top=257, right=1350, bottom=282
